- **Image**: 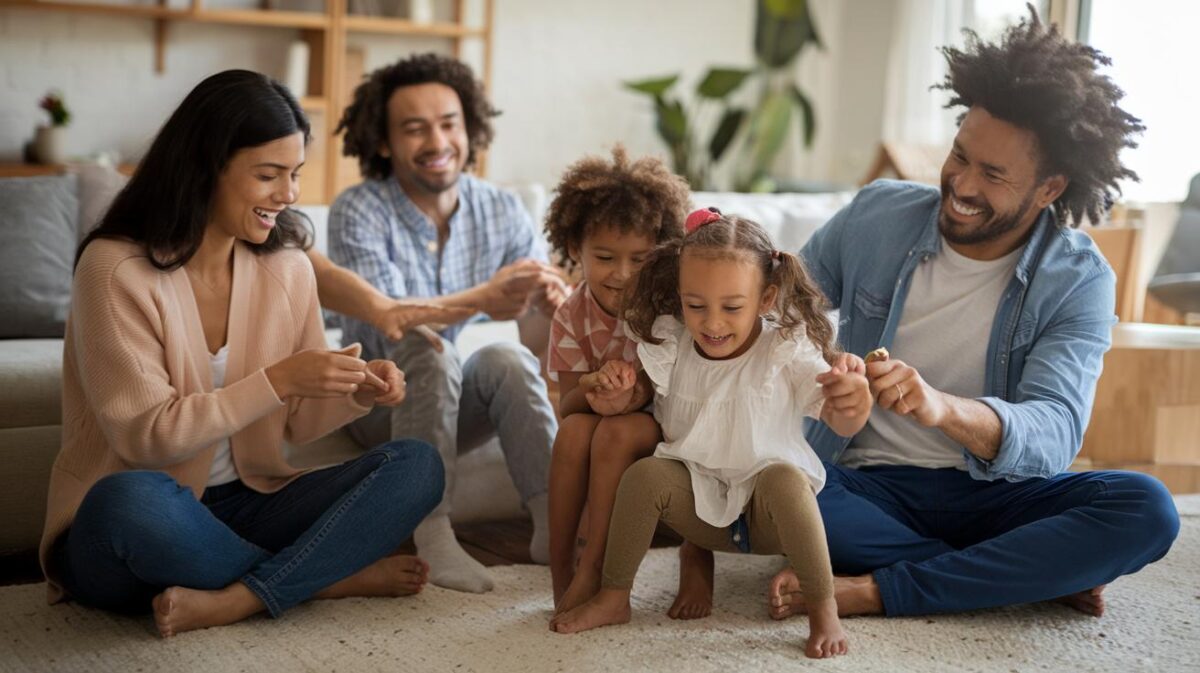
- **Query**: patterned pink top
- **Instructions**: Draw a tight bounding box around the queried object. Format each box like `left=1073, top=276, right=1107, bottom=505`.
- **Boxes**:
left=548, top=282, right=640, bottom=382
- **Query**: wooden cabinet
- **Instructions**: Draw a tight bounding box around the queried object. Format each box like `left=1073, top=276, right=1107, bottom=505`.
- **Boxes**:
left=1, top=0, right=493, bottom=204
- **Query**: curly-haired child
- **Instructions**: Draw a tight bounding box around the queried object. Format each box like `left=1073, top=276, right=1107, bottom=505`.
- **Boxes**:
left=550, top=208, right=873, bottom=659
left=544, top=146, right=715, bottom=618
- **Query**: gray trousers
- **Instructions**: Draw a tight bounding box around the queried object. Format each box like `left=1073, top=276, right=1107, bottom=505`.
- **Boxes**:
left=349, top=331, right=556, bottom=518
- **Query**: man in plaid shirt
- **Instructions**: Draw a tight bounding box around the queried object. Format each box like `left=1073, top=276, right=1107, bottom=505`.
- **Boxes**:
left=329, top=54, right=566, bottom=594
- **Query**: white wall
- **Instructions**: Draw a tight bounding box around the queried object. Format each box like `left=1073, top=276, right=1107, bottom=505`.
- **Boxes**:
left=0, top=0, right=893, bottom=194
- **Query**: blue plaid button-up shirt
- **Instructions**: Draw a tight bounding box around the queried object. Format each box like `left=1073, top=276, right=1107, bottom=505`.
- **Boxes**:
left=328, top=174, right=548, bottom=361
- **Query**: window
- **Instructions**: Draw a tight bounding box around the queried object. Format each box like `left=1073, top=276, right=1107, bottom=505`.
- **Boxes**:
left=1080, top=0, right=1200, bottom=202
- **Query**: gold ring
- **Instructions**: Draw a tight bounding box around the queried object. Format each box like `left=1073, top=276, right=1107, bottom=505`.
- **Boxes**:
left=895, top=384, right=904, bottom=402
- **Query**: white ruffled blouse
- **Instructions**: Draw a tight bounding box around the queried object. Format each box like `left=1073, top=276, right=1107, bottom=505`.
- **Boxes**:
left=637, top=315, right=829, bottom=527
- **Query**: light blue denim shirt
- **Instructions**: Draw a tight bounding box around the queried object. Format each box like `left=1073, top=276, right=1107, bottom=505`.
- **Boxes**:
left=800, top=180, right=1116, bottom=481
left=328, top=174, right=547, bottom=361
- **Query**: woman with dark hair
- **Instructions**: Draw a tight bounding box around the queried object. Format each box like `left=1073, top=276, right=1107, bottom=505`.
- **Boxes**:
left=42, top=69, right=444, bottom=637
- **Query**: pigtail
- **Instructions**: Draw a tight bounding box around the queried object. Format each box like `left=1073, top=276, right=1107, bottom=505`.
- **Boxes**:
left=623, top=241, right=683, bottom=344
left=769, top=252, right=839, bottom=364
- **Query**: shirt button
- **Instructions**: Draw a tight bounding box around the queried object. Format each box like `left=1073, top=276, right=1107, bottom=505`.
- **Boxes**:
left=425, top=240, right=437, bottom=253
left=733, top=533, right=741, bottom=542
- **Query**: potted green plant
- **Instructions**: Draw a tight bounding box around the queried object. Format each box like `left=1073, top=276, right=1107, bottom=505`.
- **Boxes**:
left=624, top=0, right=821, bottom=192
left=35, top=91, right=71, bottom=165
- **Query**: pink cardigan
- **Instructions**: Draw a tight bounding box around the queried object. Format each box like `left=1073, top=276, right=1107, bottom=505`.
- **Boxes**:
left=41, top=239, right=372, bottom=602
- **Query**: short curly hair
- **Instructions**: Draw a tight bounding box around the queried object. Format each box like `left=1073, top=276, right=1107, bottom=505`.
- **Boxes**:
left=544, top=145, right=691, bottom=270
left=336, top=53, right=498, bottom=180
left=934, top=4, right=1144, bottom=226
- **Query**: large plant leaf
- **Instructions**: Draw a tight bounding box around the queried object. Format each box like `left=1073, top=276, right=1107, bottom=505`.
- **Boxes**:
left=748, top=91, right=792, bottom=175
left=696, top=68, right=753, bottom=99
left=655, top=97, right=688, bottom=147
left=708, top=107, right=746, bottom=161
left=755, top=0, right=822, bottom=68
left=624, top=75, right=679, bottom=97
left=790, top=84, right=816, bottom=147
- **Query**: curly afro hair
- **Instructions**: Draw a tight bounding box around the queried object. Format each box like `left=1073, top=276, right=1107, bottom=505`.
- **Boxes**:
left=544, top=145, right=691, bottom=270
left=336, top=53, right=498, bottom=180
left=934, top=4, right=1144, bottom=226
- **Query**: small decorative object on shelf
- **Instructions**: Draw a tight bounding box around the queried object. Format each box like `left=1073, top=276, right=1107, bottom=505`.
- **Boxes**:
left=35, top=91, right=71, bottom=165
left=408, top=0, right=433, bottom=24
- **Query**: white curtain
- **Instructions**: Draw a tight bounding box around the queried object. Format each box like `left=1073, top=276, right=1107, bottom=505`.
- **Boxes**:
left=881, top=0, right=970, bottom=146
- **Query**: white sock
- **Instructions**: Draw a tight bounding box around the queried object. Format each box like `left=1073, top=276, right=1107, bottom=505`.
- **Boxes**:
left=414, top=515, right=494, bottom=593
left=527, top=492, right=551, bottom=565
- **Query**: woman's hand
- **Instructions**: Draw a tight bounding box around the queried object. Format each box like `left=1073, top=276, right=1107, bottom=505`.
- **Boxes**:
left=371, top=301, right=476, bottom=345
left=265, top=343, right=372, bottom=399
left=354, top=359, right=407, bottom=407
left=817, top=352, right=872, bottom=436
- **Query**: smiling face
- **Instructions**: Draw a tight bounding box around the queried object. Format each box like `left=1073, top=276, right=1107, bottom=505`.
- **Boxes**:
left=678, top=250, right=777, bottom=360
left=571, top=224, right=656, bottom=316
left=208, top=132, right=304, bottom=245
left=939, top=106, right=1067, bottom=259
left=382, top=82, right=469, bottom=196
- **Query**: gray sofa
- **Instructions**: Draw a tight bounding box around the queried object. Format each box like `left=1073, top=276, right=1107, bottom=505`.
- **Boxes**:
left=0, top=164, right=853, bottom=557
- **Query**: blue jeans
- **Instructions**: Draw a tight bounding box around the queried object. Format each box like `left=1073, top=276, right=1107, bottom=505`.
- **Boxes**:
left=818, top=463, right=1180, bottom=616
left=53, top=440, right=443, bottom=617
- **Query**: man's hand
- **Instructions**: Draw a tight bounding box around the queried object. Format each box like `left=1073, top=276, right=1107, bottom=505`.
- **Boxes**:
left=370, top=300, right=476, bottom=346
left=866, top=357, right=949, bottom=427
left=817, top=352, right=872, bottom=436
left=483, top=259, right=566, bottom=320
left=583, top=360, right=639, bottom=416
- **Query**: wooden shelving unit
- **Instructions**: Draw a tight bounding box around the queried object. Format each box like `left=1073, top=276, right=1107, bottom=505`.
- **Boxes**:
left=0, top=0, right=494, bottom=204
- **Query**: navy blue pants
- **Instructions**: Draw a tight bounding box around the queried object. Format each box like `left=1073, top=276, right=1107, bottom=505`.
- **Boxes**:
left=818, top=463, right=1180, bottom=616
left=55, top=440, right=443, bottom=617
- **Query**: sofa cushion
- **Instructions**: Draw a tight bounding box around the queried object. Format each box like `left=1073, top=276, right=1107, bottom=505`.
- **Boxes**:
left=0, top=174, right=79, bottom=337
left=0, top=339, right=65, bottom=430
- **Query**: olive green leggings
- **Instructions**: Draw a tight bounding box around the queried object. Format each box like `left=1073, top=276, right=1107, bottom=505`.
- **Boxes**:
left=601, top=457, right=834, bottom=603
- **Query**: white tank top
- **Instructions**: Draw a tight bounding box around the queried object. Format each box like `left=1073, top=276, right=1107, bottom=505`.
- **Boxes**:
left=206, top=345, right=239, bottom=486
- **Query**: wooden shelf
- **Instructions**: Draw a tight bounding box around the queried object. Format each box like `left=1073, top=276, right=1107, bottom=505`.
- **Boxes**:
left=1, top=0, right=175, bottom=19
left=298, top=96, right=326, bottom=111
left=188, top=8, right=328, bottom=29
left=4, top=0, right=495, bottom=203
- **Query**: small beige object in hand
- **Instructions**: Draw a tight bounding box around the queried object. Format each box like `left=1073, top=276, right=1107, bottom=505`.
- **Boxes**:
left=865, top=347, right=890, bottom=363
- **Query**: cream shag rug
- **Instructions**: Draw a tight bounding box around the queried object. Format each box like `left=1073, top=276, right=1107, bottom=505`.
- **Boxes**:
left=3, top=497, right=1199, bottom=673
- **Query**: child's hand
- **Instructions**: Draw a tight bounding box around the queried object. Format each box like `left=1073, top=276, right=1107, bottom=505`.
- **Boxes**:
left=584, top=360, right=639, bottom=416
left=816, top=353, right=871, bottom=437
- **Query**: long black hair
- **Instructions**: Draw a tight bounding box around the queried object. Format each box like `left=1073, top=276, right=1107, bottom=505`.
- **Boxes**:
left=77, top=69, right=313, bottom=270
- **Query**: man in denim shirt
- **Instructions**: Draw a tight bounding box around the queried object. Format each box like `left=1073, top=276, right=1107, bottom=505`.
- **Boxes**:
left=771, top=10, right=1180, bottom=618
left=330, top=54, right=566, bottom=594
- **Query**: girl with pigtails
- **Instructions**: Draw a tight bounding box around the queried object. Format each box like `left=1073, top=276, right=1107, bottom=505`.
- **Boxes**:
left=550, top=208, right=873, bottom=659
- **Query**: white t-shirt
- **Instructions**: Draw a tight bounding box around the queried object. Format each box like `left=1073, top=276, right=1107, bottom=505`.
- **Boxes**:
left=206, top=345, right=239, bottom=487
left=843, top=237, right=1022, bottom=470
left=637, top=316, right=828, bottom=527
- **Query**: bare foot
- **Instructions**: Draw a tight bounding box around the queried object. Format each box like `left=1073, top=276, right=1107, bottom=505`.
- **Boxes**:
left=555, top=563, right=601, bottom=615
left=768, top=568, right=882, bottom=619
left=316, top=555, right=429, bottom=600
left=804, top=596, right=850, bottom=658
left=1054, top=585, right=1107, bottom=617
left=151, top=583, right=264, bottom=638
left=549, top=588, right=631, bottom=634
left=668, top=543, right=713, bottom=620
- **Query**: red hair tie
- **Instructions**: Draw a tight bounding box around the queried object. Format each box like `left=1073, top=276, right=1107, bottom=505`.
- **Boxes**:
left=685, top=207, right=722, bottom=233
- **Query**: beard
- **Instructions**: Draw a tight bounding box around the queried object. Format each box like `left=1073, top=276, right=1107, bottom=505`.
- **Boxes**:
left=938, top=179, right=1038, bottom=246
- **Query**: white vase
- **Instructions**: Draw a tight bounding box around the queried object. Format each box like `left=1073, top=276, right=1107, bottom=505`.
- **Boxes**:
left=409, top=0, right=433, bottom=24
left=34, top=125, right=66, bottom=165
